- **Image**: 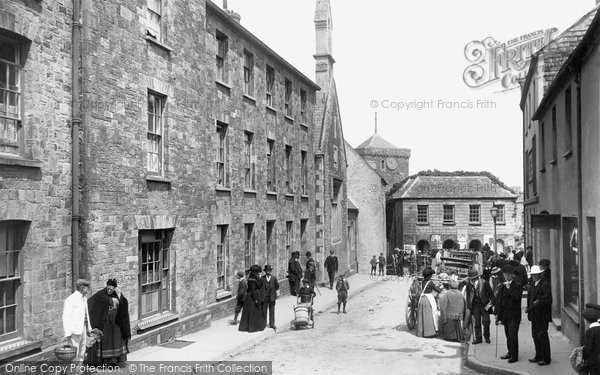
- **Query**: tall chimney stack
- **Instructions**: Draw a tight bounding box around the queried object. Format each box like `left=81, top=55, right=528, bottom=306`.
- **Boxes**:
left=223, top=0, right=228, bottom=10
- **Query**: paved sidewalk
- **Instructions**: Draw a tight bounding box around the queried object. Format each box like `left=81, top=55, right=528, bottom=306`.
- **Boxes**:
left=129, top=273, right=379, bottom=362
left=466, top=301, right=577, bottom=375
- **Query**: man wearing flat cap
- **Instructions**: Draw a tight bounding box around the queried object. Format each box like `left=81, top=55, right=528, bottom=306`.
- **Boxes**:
left=582, top=303, right=600, bottom=375
left=526, top=265, right=552, bottom=366
left=62, top=279, right=92, bottom=365
left=462, top=268, right=495, bottom=344
left=261, top=265, right=279, bottom=330
left=496, top=265, right=523, bottom=363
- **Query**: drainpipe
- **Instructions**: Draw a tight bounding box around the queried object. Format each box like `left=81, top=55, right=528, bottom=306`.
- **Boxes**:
left=71, top=0, right=82, bottom=291
left=575, top=68, right=585, bottom=345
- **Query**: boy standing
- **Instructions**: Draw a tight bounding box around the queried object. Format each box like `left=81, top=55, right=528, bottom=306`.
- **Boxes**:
left=336, top=274, right=350, bottom=314
left=370, top=255, right=377, bottom=276
left=230, top=271, right=247, bottom=325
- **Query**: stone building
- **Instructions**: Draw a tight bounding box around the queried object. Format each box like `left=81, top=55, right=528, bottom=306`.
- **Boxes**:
left=345, top=142, right=386, bottom=272
left=387, top=172, right=518, bottom=255
left=354, top=128, right=411, bottom=190
left=521, top=5, right=600, bottom=345
left=0, top=0, right=73, bottom=362
left=312, top=0, right=352, bottom=279
left=1, top=0, right=322, bottom=361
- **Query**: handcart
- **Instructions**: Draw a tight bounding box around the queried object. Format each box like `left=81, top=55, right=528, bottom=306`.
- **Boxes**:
left=291, top=295, right=314, bottom=330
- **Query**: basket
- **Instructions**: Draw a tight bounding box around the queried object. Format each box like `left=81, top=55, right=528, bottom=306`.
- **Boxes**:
left=54, top=344, right=77, bottom=361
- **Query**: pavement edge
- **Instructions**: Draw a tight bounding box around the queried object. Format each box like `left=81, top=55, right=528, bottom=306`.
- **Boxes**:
left=464, top=343, right=530, bottom=375
left=209, top=276, right=382, bottom=361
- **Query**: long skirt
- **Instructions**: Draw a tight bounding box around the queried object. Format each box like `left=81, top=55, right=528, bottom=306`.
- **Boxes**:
left=440, top=318, right=463, bottom=342
left=86, top=321, right=127, bottom=365
left=416, top=295, right=437, bottom=338
left=238, top=297, right=266, bottom=333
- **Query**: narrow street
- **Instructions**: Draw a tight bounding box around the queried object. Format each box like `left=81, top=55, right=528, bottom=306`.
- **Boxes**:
left=232, top=277, right=476, bottom=375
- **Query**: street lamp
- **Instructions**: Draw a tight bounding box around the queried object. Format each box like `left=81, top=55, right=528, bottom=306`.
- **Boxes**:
left=490, top=206, right=499, bottom=255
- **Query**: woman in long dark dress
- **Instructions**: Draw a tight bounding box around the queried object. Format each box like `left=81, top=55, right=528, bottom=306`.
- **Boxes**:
left=87, top=279, right=131, bottom=365
left=238, top=265, right=266, bottom=333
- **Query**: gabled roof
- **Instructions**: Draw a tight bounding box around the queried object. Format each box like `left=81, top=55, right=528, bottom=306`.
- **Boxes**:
left=534, top=6, right=600, bottom=120
left=388, top=171, right=517, bottom=200
left=356, top=134, right=399, bottom=149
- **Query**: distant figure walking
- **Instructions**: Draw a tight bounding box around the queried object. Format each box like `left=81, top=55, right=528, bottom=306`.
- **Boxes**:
left=229, top=271, right=246, bottom=325
left=288, top=251, right=303, bottom=296
left=324, top=250, right=338, bottom=289
left=239, top=265, right=266, bottom=333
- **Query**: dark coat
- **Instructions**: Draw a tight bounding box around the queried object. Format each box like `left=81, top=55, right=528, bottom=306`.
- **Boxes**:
left=583, top=325, right=600, bottom=375
left=527, top=278, right=552, bottom=323
left=462, top=278, right=495, bottom=311
left=260, top=275, right=279, bottom=301
left=305, top=258, right=316, bottom=282
left=288, top=258, right=302, bottom=278
left=236, top=278, right=247, bottom=301
left=496, top=280, right=523, bottom=323
left=87, top=288, right=131, bottom=342
left=238, top=277, right=265, bottom=332
left=324, top=255, right=338, bottom=273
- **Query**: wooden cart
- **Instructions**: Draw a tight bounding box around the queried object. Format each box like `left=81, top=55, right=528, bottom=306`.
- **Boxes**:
left=440, top=250, right=477, bottom=278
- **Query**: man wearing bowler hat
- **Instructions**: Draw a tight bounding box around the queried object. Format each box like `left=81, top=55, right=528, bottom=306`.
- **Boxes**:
left=526, top=265, right=552, bottom=365
left=462, top=268, right=495, bottom=344
left=539, top=258, right=551, bottom=283
left=261, top=265, right=279, bottom=331
left=496, top=265, right=523, bottom=363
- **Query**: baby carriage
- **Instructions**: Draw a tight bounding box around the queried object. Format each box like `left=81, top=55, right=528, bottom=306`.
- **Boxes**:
left=291, top=294, right=315, bottom=330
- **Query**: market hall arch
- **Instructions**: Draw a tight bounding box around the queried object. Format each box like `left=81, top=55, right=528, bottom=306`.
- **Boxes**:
left=469, top=239, right=483, bottom=252
left=416, top=239, right=431, bottom=254
left=442, top=239, right=458, bottom=250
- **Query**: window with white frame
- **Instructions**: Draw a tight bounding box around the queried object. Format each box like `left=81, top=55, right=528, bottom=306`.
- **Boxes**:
left=216, top=31, right=228, bottom=83
left=139, top=230, right=171, bottom=318
left=469, top=205, right=481, bottom=224
left=443, top=205, right=455, bottom=225
left=417, top=205, right=428, bottom=224
left=243, top=51, right=254, bottom=97
left=147, top=92, right=165, bottom=175
left=0, top=221, right=24, bottom=341
left=266, top=139, right=275, bottom=192
left=216, top=122, right=229, bottom=187
left=496, top=205, right=505, bottom=224
left=216, top=225, right=229, bottom=290
left=244, top=224, right=255, bottom=270
left=301, top=150, right=307, bottom=195
left=285, top=145, right=293, bottom=193
left=284, top=79, right=292, bottom=117
left=147, top=0, right=162, bottom=41
left=266, top=65, right=275, bottom=107
left=0, top=39, right=21, bottom=149
left=244, top=131, right=255, bottom=190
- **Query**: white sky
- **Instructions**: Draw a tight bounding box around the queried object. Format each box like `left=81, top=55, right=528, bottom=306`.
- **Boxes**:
left=223, top=0, right=596, bottom=187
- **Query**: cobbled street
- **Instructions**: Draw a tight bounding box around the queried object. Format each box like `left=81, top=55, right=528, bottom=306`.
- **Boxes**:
left=232, top=277, right=478, bottom=375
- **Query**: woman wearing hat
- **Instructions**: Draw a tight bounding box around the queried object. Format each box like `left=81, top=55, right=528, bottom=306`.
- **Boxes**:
left=438, top=280, right=464, bottom=342
left=416, top=267, right=442, bottom=338
left=582, top=304, right=600, bottom=375
left=239, top=265, right=266, bottom=333
left=87, top=278, right=131, bottom=365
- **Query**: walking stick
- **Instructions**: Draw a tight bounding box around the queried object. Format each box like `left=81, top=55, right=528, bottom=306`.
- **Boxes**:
left=495, top=321, right=498, bottom=358
left=314, top=284, right=322, bottom=296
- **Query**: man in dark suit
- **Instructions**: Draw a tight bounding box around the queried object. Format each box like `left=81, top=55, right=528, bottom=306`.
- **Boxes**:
left=539, top=258, right=551, bottom=283
left=305, top=251, right=317, bottom=289
left=288, top=251, right=302, bottom=296
left=324, top=250, right=338, bottom=289
left=526, top=265, right=552, bottom=366
left=462, top=269, right=496, bottom=344
left=229, top=271, right=247, bottom=325
left=261, top=265, right=279, bottom=331
left=496, top=265, right=523, bottom=363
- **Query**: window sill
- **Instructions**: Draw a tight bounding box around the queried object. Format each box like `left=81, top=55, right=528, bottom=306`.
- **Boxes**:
left=244, top=189, right=257, bottom=195
left=216, top=80, right=232, bottom=90
left=146, top=175, right=171, bottom=184
left=416, top=223, right=429, bottom=226
left=266, top=191, right=277, bottom=197
left=137, top=312, right=179, bottom=331
left=549, top=159, right=557, bottom=166
left=301, top=194, right=309, bottom=199
left=300, top=123, right=309, bottom=132
left=540, top=167, right=546, bottom=174
left=216, top=186, right=232, bottom=193
left=443, top=222, right=456, bottom=226
left=266, top=105, right=277, bottom=114
left=469, top=223, right=482, bottom=226
left=0, top=154, right=42, bottom=168
left=144, top=35, right=173, bottom=52
left=0, top=338, right=43, bottom=361
left=243, top=94, right=257, bottom=104
left=562, top=305, right=580, bottom=326
left=285, top=193, right=295, bottom=198
left=563, top=150, right=573, bottom=159
left=216, top=290, right=232, bottom=301
left=284, top=115, right=294, bottom=123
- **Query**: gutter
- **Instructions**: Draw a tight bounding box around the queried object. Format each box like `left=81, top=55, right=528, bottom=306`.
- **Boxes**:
left=71, top=0, right=82, bottom=290
left=575, top=69, right=585, bottom=345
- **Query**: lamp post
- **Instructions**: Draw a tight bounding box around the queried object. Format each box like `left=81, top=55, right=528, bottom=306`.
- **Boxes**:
left=490, top=206, right=499, bottom=255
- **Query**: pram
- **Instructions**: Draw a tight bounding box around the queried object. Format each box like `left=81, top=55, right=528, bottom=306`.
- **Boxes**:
left=291, top=294, right=315, bottom=329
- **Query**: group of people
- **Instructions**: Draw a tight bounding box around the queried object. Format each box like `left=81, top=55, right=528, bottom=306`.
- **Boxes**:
left=62, top=278, right=131, bottom=367
left=415, top=256, right=556, bottom=367
left=370, top=253, right=387, bottom=276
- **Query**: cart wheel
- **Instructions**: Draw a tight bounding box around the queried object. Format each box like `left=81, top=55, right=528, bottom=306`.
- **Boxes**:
left=405, top=295, right=417, bottom=330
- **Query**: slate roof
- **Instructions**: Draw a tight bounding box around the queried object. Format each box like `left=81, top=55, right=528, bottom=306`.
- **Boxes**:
left=389, top=173, right=517, bottom=200
left=356, top=134, right=399, bottom=149
left=538, top=6, right=598, bottom=95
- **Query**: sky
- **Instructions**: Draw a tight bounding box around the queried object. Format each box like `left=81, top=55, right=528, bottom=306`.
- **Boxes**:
left=222, top=0, right=596, bottom=187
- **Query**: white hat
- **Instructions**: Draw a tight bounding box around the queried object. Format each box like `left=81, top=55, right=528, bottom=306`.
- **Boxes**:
left=529, top=265, right=543, bottom=275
